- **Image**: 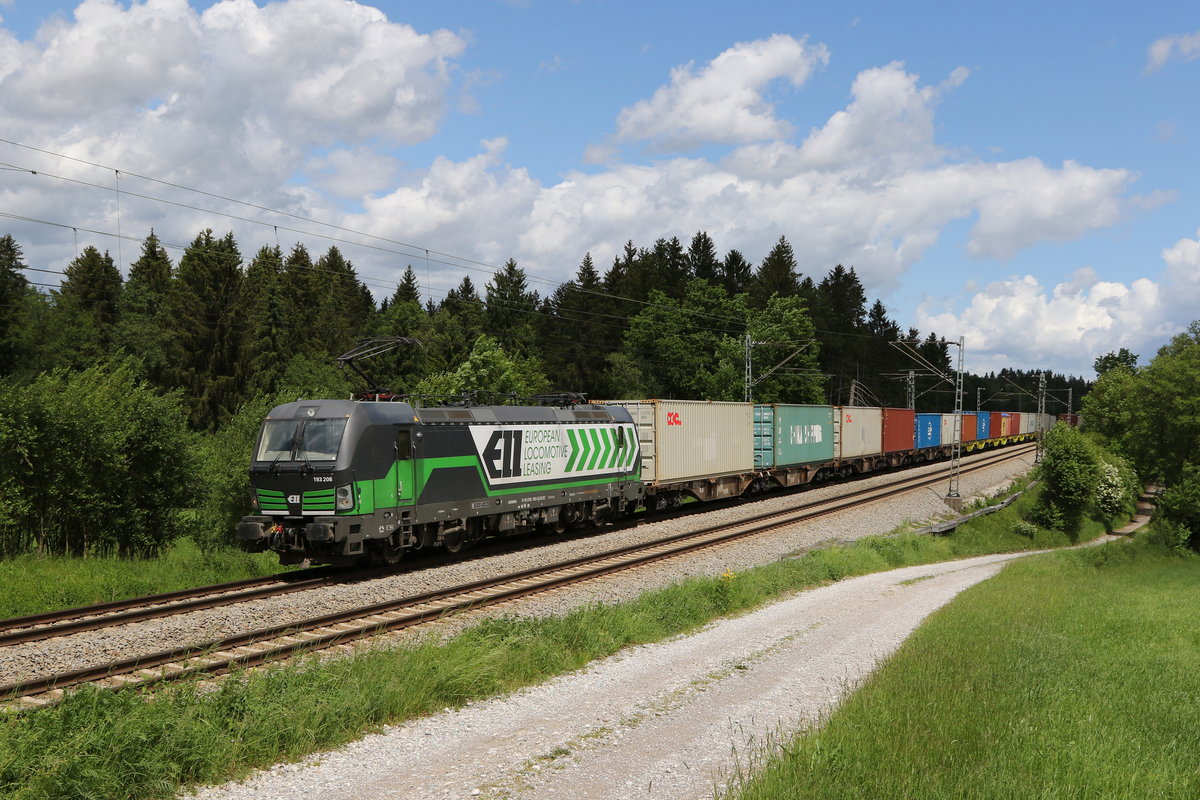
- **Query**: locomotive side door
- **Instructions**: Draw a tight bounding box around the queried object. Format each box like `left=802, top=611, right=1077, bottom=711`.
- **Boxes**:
left=395, top=427, right=418, bottom=507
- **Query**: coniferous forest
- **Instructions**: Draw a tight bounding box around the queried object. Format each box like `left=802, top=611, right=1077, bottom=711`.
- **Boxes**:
left=0, top=228, right=1090, bottom=558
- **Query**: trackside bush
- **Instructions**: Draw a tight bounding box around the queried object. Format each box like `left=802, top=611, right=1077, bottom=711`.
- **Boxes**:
left=1034, top=424, right=1101, bottom=538
left=0, top=358, right=198, bottom=557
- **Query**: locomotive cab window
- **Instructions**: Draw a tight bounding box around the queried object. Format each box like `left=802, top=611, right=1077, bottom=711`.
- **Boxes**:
left=255, top=418, right=347, bottom=462
left=395, top=429, right=413, bottom=460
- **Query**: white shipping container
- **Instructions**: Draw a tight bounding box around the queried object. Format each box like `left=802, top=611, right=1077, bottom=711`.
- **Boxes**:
left=1018, top=412, right=1032, bottom=434
left=836, top=406, right=883, bottom=459
left=596, top=400, right=753, bottom=484
left=939, top=414, right=961, bottom=447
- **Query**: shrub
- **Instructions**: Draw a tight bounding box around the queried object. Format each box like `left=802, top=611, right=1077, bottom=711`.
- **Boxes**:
left=1011, top=521, right=1038, bottom=538
left=1157, top=464, right=1200, bottom=550
left=1035, top=425, right=1102, bottom=538
left=0, top=358, right=198, bottom=557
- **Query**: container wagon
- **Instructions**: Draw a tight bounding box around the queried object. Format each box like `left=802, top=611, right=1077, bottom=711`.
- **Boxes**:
left=599, top=399, right=754, bottom=503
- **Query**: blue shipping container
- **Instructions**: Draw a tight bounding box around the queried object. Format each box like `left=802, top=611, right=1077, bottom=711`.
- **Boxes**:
left=916, top=413, right=941, bottom=449
left=976, top=412, right=990, bottom=440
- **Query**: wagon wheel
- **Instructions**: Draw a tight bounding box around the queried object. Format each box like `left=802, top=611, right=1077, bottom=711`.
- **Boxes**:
left=442, top=530, right=467, bottom=554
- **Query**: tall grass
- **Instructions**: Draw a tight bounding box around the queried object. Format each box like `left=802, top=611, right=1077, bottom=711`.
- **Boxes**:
left=1, top=483, right=1092, bottom=800
left=726, top=537, right=1200, bottom=800
left=0, top=540, right=284, bottom=619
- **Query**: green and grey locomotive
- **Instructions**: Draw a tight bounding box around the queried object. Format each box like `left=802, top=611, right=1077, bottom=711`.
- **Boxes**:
left=237, top=398, right=644, bottom=565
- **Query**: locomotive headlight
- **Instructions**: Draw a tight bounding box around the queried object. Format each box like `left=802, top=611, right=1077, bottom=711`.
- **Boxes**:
left=336, top=484, right=355, bottom=510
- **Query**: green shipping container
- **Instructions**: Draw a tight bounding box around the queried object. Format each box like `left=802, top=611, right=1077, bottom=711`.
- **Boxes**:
left=771, top=404, right=836, bottom=467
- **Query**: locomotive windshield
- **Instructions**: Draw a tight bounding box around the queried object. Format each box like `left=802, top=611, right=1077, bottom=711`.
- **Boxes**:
left=255, top=418, right=348, bottom=462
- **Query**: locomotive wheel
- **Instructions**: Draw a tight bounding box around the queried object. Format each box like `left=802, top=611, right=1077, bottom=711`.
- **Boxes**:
left=442, top=530, right=466, bottom=554
left=372, top=536, right=404, bottom=567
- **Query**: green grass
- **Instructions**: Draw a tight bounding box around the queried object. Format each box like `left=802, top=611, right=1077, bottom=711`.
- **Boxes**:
left=0, top=482, right=1099, bottom=800
left=0, top=540, right=286, bottom=619
left=725, top=536, right=1200, bottom=800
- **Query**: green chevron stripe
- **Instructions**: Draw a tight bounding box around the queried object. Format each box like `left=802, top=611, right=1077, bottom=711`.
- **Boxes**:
left=574, top=427, right=591, bottom=472
left=593, top=427, right=608, bottom=471
left=582, top=428, right=598, bottom=471
left=595, top=427, right=610, bottom=470
left=565, top=429, right=582, bottom=472
left=605, top=428, right=620, bottom=470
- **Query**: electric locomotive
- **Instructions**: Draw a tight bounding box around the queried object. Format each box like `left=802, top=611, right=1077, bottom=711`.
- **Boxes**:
left=237, top=397, right=644, bottom=565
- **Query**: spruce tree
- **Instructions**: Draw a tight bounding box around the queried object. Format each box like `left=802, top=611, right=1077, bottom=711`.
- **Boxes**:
left=687, top=231, right=720, bottom=284
left=750, top=236, right=799, bottom=309
left=812, top=265, right=869, bottom=404
left=282, top=243, right=319, bottom=352
left=241, top=245, right=291, bottom=395
left=116, top=231, right=176, bottom=387
left=377, top=266, right=429, bottom=391
left=169, top=230, right=243, bottom=430
left=393, top=265, right=423, bottom=307
left=485, top=259, right=539, bottom=358
left=542, top=253, right=615, bottom=397
left=51, top=245, right=123, bottom=369
left=315, top=246, right=375, bottom=356
left=0, top=235, right=30, bottom=376
left=424, top=276, right=486, bottom=375
left=720, top=249, right=753, bottom=297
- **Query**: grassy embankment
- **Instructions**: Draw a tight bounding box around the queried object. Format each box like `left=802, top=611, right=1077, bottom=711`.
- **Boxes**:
left=0, top=539, right=284, bottom=619
left=725, top=535, right=1200, bottom=800
left=0, top=480, right=1129, bottom=800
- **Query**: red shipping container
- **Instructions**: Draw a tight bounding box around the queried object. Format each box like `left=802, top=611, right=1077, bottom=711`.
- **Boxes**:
left=882, top=407, right=915, bottom=453
left=989, top=411, right=1003, bottom=439
left=961, top=413, right=977, bottom=443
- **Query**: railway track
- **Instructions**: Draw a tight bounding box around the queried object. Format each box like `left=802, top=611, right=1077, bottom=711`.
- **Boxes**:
left=0, top=565, right=372, bottom=648
left=1, top=444, right=1034, bottom=709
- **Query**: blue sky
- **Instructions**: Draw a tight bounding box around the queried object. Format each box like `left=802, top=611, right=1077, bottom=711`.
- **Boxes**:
left=1, top=0, right=1198, bottom=377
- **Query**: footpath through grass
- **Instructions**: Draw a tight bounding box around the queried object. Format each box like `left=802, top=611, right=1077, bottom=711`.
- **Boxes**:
left=0, top=480, right=1106, bottom=800
left=0, top=540, right=285, bottom=620
left=726, top=536, right=1200, bottom=800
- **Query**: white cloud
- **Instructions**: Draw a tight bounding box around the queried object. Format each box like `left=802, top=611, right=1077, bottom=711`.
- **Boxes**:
left=916, top=229, right=1200, bottom=375
left=1163, top=228, right=1200, bottom=289
left=304, top=147, right=400, bottom=198
left=1146, top=30, right=1200, bottom=74
left=0, top=0, right=464, bottom=192
left=0, top=7, right=1155, bottom=373
left=356, top=138, right=543, bottom=268
left=0, top=0, right=466, bottom=273
left=613, top=34, right=830, bottom=150
left=918, top=272, right=1169, bottom=375
left=794, top=62, right=964, bottom=172
left=220, top=50, right=1142, bottom=311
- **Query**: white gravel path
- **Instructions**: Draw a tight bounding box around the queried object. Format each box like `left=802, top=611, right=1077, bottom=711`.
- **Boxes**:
left=186, top=550, right=1047, bottom=800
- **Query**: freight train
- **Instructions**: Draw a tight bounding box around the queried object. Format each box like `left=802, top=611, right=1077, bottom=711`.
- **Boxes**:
left=237, top=397, right=1051, bottom=565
